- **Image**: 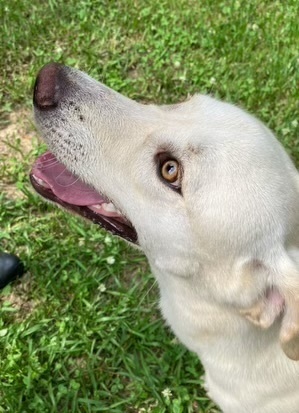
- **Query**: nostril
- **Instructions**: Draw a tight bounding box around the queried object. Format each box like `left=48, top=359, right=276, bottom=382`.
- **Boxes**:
left=33, top=62, right=63, bottom=110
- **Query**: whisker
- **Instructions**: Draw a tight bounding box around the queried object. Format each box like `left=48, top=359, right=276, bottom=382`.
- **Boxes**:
left=37, top=159, right=94, bottom=191
left=139, top=278, right=158, bottom=306
left=38, top=159, right=60, bottom=169
left=38, top=154, right=57, bottom=163
left=55, top=168, right=81, bottom=187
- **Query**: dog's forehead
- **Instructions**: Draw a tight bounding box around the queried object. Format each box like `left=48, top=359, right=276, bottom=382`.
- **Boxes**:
left=157, top=95, right=266, bottom=144
left=150, top=106, right=263, bottom=166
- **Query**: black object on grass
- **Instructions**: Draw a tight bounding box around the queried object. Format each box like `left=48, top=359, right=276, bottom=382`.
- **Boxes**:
left=0, top=252, right=25, bottom=289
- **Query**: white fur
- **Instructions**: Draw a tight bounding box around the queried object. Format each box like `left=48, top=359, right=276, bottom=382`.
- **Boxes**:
left=34, top=66, right=299, bottom=413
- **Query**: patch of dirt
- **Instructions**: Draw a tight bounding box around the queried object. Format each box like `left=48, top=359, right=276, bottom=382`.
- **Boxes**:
left=0, top=108, right=36, bottom=155
left=0, top=108, right=40, bottom=199
left=0, top=274, right=38, bottom=322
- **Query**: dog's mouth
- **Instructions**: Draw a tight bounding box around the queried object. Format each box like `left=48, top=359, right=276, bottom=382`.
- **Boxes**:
left=30, top=152, right=138, bottom=244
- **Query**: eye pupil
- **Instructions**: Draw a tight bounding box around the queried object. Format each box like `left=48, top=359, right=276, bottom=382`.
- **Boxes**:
left=166, top=163, right=176, bottom=175
left=161, top=159, right=180, bottom=183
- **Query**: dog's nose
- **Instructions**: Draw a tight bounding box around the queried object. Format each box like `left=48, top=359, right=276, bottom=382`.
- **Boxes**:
left=33, top=62, right=63, bottom=110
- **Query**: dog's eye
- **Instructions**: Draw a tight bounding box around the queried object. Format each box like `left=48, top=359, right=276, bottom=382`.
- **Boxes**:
left=156, top=153, right=182, bottom=192
left=161, top=160, right=180, bottom=183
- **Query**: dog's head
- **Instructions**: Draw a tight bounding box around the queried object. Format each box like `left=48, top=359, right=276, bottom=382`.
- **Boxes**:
left=31, top=63, right=299, bottom=359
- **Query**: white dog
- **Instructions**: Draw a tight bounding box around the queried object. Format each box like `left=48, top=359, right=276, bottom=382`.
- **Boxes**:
left=31, top=63, right=299, bottom=413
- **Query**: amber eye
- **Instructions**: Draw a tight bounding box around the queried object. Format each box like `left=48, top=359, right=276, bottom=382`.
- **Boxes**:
left=161, top=159, right=180, bottom=183
left=156, top=152, right=182, bottom=193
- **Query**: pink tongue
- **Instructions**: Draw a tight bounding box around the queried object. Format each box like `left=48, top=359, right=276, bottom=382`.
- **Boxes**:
left=32, top=152, right=105, bottom=206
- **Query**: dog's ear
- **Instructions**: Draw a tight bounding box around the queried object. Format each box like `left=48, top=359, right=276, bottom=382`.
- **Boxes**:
left=280, top=292, right=299, bottom=360
left=276, top=254, right=299, bottom=360
left=241, top=251, right=299, bottom=360
left=240, top=286, right=284, bottom=330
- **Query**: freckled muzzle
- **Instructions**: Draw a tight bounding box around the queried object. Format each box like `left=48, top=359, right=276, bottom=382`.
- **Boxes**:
left=31, top=63, right=138, bottom=244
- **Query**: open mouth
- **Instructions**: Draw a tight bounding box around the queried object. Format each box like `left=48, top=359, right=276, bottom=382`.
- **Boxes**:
left=30, top=152, right=138, bottom=244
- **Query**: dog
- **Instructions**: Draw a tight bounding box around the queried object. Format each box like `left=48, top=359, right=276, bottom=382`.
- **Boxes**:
left=30, top=63, right=299, bottom=413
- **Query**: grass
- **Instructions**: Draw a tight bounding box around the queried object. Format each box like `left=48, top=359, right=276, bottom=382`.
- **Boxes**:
left=0, top=0, right=298, bottom=412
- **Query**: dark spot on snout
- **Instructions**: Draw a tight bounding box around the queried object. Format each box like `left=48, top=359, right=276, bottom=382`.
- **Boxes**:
left=187, top=144, right=203, bottom=155
left=33, top=62, right=63, bottom=110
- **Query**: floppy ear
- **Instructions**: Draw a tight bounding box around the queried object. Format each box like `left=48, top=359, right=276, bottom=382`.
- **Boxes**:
left=276, top=254, right=299, bottom=360
left=280, top=292, right=299, bottom=360
left=240, top=287, right=284, bottom=330
left=240, top=251, right=299, bottom=360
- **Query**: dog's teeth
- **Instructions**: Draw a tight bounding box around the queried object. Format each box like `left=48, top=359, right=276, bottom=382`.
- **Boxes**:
left=102, top=202, right=117, bottom=212
left=36, top=177, right=45, bottom=185
left=34, top=176, right=50, bottom=188
left=91, top=204, right=102, bottom=210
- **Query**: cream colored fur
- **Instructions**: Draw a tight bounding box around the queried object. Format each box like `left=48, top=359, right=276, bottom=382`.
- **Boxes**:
left=34, top=66, right=299, bottom=413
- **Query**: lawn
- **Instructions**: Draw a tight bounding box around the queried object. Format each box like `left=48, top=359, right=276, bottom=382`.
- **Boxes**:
left=0, top=1, right=298, bottom=412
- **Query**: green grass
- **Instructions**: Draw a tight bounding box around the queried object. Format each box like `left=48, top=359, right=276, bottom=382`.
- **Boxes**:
left=0, top=0, right=298, bottom=412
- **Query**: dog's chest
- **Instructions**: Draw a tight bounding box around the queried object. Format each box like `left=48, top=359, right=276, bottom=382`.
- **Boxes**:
left=155, top=272, right=299, bottom=413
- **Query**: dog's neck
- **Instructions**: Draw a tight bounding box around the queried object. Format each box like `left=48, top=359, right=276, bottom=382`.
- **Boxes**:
left=152, top=266, right=299, bottom=413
